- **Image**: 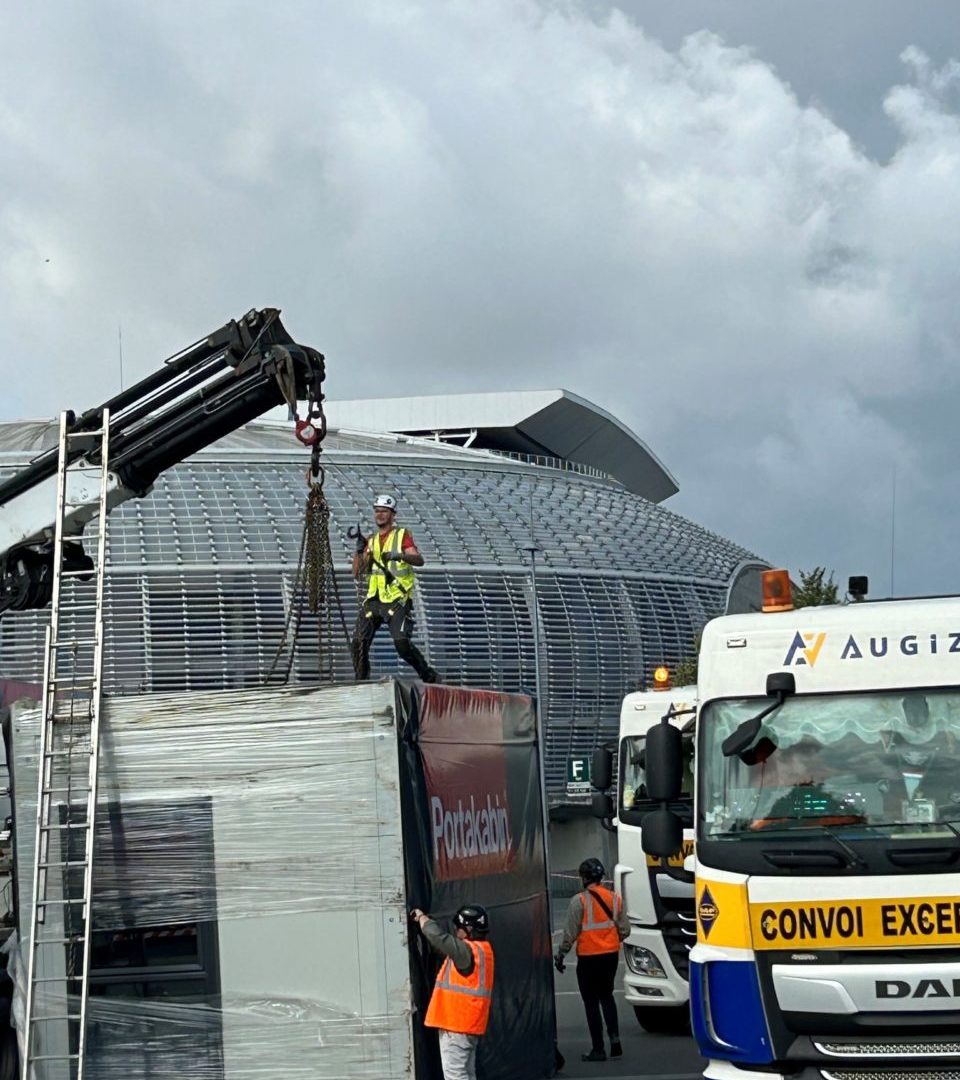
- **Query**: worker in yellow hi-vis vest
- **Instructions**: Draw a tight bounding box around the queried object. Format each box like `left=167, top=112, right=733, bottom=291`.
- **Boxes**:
left=350, top=494, right=439, bottom=683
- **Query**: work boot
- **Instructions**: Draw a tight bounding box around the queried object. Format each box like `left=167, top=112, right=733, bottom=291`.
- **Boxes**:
left=581, top=1048, right=606, bottom=1062
left=610, top=1038, right=623, bottom=1058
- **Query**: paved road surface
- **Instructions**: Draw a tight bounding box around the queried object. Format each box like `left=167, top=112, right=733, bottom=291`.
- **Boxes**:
left=553, top=955, right=704, bottom=1080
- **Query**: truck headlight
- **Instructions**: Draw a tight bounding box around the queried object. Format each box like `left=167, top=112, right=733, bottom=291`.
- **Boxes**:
left=624, top=945, right=666, bottom=978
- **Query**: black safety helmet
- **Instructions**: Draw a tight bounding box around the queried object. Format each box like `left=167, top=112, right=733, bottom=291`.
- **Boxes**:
left=579, top=857, right=605, bottom=884
left=454, top=904, right=490, bottom=938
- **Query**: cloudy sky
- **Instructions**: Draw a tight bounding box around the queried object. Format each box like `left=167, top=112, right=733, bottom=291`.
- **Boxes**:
left=2, top=1, right=959, bottom=597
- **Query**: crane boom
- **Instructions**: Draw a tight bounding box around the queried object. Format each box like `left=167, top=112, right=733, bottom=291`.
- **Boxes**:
left=0, top=307, right=325, bottom=615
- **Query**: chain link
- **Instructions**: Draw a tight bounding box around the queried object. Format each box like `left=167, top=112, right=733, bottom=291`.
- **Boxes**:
left=264, top=438, right=353, bottom=685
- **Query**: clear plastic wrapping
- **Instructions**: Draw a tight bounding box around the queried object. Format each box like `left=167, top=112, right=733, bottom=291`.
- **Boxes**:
left=9, top=681, right=415, bottom=1079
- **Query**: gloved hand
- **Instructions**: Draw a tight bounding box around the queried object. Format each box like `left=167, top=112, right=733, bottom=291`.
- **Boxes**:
left=349, top=524, right=368, bottom=555
left=382, top=551, right=403, bottom=563
left=554, top=954, right=565, bottom=974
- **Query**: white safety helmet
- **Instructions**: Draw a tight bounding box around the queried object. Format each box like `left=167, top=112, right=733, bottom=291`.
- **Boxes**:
left=373, top=494, right=397, bottom=511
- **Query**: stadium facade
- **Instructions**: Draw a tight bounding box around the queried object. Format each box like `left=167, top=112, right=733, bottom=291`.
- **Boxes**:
left=0, top=391, right=765, bottom=800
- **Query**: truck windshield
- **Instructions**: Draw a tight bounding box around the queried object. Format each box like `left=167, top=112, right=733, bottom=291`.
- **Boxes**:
left=621, top=731, right=694, bottom=812
left=700, top=688, right=960, bottom=838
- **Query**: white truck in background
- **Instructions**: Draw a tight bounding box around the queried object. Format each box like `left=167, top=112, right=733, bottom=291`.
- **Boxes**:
left=594, top=680, right=697, bottom=1034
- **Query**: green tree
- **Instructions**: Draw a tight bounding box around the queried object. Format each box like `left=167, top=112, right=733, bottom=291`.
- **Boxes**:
left=792, top=567, right=839, bottom=608
left=672, top=632, right=701, bottom=687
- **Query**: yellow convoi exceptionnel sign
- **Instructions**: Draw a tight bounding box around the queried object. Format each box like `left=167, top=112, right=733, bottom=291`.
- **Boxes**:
left=696, top=881, right=960, bottom=951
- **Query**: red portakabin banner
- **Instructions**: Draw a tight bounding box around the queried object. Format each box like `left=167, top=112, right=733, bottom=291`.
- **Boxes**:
left=418, top=686, right=517, bottom=882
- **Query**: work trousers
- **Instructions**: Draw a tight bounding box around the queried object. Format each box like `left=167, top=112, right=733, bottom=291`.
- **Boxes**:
left=576, top=951, right=620, bottom=1052
left=438, top=1030, right=480, bottom=1080
left=351, top=596, right=436, bottom=682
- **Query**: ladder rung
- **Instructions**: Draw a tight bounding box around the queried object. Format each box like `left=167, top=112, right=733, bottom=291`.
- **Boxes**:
left=35, top=936, right=84, bottom=945
left=40, top=823, right=90, bottom=833
left=44, top=749, right=94, bottom=759
left=31, top=1014, right=82, bottom=1023
left=33, top=974, right=85, bottom=983
left=28, top=1054, right=81, bottom=1062
left=37, top=860, right=89, bottom=869
left=50, top=638, right=98, bottom=648
left=37, top=897, right=87, bottom=906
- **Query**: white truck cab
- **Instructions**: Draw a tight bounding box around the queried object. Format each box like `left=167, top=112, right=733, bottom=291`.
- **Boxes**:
left=644, top=580, right=960, bottom=1079
left=615, top=684, right=697, bottom=1033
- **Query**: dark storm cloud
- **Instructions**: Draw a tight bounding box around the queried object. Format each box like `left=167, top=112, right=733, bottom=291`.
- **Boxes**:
left=1, top=1, right=958, bottom=595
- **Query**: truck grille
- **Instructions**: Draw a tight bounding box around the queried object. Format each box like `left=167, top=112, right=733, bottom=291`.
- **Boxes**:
left=822, top=1071, right=960, bottom=1080
left=661, top=903, right=696, bottom=980
left=818, top=1043, right=960, bottom=1059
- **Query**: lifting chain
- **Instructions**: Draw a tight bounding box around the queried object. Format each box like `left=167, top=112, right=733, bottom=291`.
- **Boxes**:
left=264, top=394, right=352, bottom=685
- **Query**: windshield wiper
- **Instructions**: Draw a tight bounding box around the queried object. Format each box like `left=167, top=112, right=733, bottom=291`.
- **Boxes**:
left=831, top=819, right=960, bottom=841
left=819, top=825, right=868, bottom=869
left=721, top=822, right=867, bottom=868
left=942, top=819, right=960, bottom=840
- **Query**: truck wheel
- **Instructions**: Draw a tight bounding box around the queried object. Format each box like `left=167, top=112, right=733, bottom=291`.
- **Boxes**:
left=633, top=1004, right=691, bottom=1034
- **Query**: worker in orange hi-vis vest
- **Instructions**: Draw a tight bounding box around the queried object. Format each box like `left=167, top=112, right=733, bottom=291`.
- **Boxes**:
left=554, top=858, right=629, bottom=1063
left=410, top=904, right=494, bottom=1080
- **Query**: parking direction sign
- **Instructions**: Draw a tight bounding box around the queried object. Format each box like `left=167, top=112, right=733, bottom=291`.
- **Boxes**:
left=566, top=755, right=592, bottom=795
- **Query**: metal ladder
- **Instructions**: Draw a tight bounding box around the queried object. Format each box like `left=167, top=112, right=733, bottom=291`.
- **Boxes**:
left=22, top=411, right=111, bottom=1080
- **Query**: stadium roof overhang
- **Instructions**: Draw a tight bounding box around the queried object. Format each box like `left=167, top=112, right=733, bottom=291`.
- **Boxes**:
left=323, top=389, right=679, bottom=503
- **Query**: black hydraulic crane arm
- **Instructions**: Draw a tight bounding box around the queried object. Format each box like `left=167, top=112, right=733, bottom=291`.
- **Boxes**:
left=0, top=307, right=325, bottom=615
left=0, top=307, right=324, bottom=505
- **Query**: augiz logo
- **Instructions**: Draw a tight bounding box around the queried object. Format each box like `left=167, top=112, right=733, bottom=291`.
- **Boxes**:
left=782, top=628, right=960, bottom=667
left=783, top=631, right=826, bottom=667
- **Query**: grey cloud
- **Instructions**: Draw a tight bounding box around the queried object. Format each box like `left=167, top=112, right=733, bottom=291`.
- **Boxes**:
left=1, top=0, right=959, bottom=597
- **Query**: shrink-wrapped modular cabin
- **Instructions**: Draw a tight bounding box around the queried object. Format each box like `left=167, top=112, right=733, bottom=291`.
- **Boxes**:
left=5, top=680, right=555, bottom=1080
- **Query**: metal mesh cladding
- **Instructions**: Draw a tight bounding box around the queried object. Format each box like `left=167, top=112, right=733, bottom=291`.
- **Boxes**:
left=0, top=427, right=762, bottom=793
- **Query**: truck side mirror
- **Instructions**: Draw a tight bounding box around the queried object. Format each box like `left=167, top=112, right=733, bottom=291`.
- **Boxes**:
left=640, top=808, right=683, bottom=859
left=722, top=671, right=795, bottom=760
left=591, top=747, right=613, bottom=791
left=644, top=722, right=682, bottom=801
left=591, top=792, right=614, bottom=820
